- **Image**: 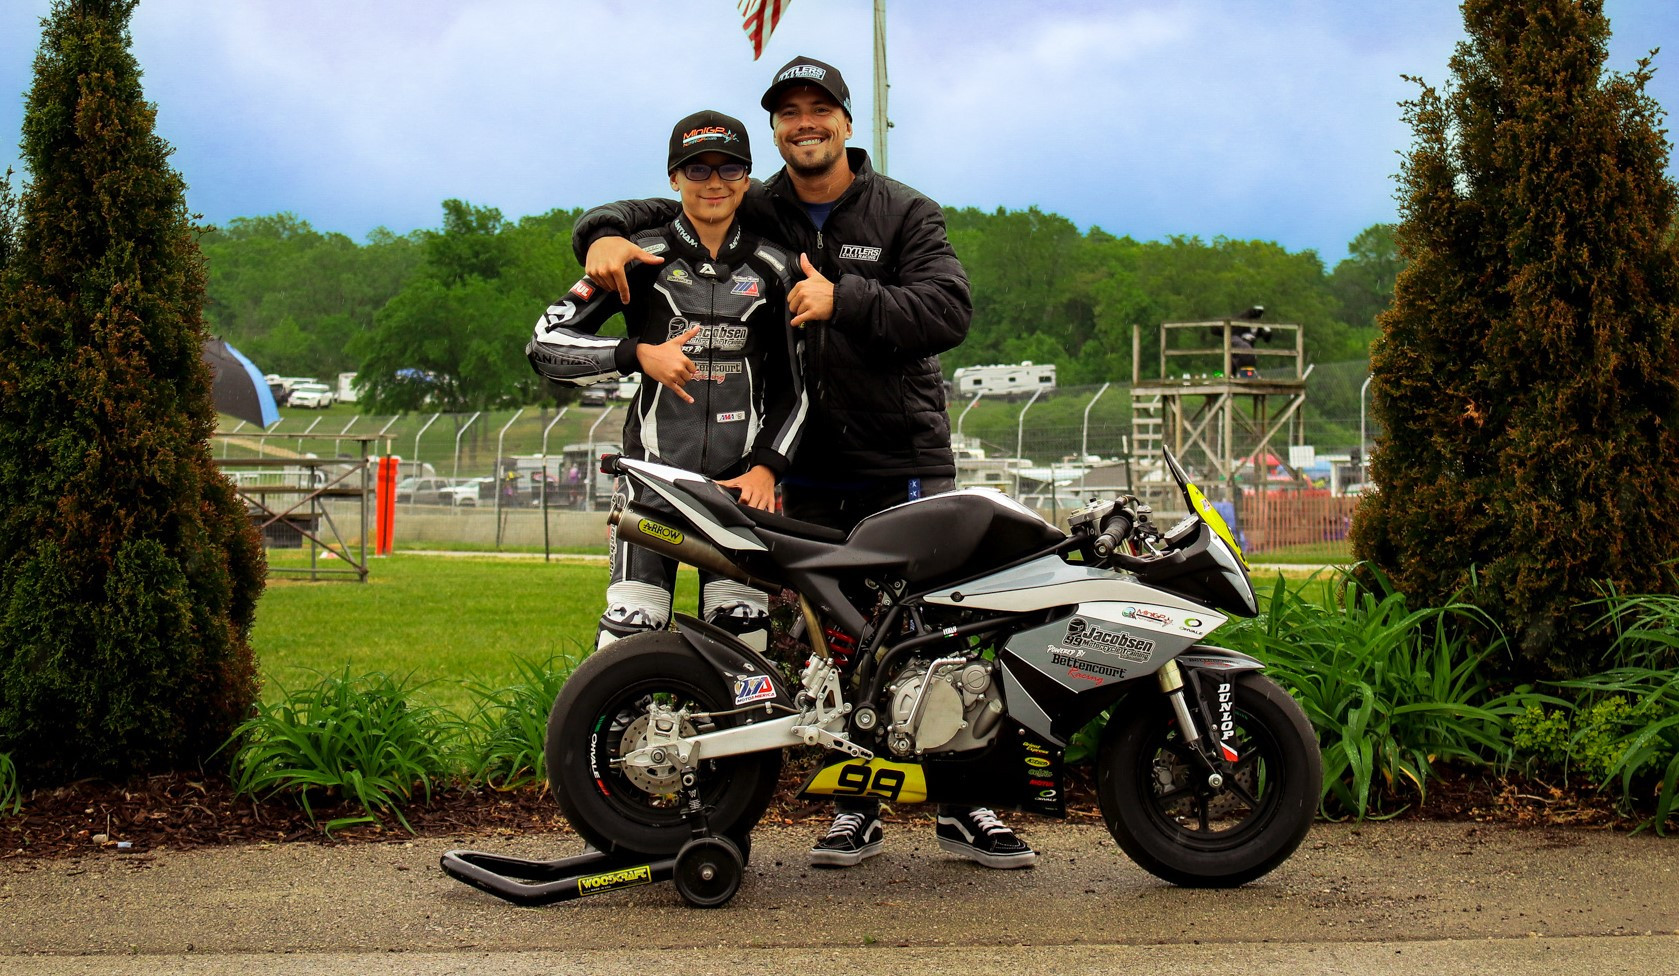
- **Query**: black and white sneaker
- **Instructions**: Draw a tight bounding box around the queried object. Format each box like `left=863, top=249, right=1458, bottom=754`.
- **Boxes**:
left=936, top=806, right=1037, bottom=869
left=809, top=810, right=885, bottom=867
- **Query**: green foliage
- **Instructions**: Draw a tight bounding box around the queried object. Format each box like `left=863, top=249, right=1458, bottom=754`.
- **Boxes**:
left=1327, top=224, right=1402, bottom=331
left=1222, top=568, right=1519, bottom=819
left=464, top=651, right=583, bottom=789
left=1510, top=697, right=1639, bottom=782
left=0, top=751, right=19, bottom=816
left=200, top=214, right=422, bottom=378
left=944, top=209, right=1379, bottom=387
left=1551, top=669, right=1679, bottom=834
left=0, top=167, right=18, bottom=274
left=1351, top=0, right=1679, bottom=680
left=0, top=0, right=263, bottom=787
left=1588, top=581, right=1679, bottom=671
left=226, top=669, right=464, bottom=833
left=352, top=202, right=582, bottom=412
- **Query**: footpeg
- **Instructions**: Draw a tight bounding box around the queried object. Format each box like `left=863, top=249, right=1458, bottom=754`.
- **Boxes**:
left=792, top=725, right=873, bottom=758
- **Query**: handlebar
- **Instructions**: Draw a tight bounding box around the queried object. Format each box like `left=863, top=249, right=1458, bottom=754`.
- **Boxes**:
left=1092, top=511, right=1133, bottom=559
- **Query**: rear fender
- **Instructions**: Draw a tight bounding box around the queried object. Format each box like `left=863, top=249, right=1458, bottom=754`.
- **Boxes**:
left=670, top=613, right=798, bottom=711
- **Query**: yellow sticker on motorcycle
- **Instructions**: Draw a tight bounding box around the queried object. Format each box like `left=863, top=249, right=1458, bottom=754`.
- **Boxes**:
left=1186, top=480, right=1249, bottom=569
left=802, top=758, right=928, bottom=803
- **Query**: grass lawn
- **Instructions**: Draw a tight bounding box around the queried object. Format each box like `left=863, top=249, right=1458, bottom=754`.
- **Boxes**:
left=255, top=551, right=696, bottom=714
left=255, top=551, right=1338, bottom=716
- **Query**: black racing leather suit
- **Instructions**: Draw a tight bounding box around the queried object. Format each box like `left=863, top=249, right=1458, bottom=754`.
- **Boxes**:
left=527, top=215, right=807, bottom=648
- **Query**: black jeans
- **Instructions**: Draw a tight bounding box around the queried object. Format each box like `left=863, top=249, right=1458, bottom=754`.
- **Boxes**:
left=785, top=474, right=960, bottom=820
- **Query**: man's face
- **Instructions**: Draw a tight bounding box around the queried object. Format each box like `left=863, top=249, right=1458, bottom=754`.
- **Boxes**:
left=670, top=151, right=749, bottom=227
left=770, top=85, right=852, bottom=177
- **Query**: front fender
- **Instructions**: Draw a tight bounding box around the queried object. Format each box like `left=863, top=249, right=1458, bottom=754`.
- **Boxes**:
left=670, top=613, right=798, bottom=711
left=1174, top=645, right=1265, bottom=675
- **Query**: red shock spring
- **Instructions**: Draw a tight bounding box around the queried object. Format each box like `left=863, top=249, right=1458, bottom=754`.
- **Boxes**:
left=823, top=626, right=858, bottom=671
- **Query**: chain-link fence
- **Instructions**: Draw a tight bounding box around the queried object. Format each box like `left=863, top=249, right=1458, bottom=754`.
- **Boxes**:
left=218, top=360, right=1375, bottom=559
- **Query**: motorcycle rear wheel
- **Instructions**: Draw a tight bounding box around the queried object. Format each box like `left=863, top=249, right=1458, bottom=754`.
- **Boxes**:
left=546, top=631, right=782, bottom=856
left=1097, top=670, right=1320, bottom=887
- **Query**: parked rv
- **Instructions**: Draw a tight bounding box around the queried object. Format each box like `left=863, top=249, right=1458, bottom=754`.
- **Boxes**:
left=951, top=361, right=1057, bottom=398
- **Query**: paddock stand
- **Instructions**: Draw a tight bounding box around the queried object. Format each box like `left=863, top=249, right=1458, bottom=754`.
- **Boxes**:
left=439, top=798, right=750, bottom=908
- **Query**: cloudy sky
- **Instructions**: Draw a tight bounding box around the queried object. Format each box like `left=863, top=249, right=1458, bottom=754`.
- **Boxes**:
left=2, top=0, right=1675, bottom=261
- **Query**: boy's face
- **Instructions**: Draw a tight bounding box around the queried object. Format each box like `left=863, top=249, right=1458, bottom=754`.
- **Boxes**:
left=670, top=151, right=748, bottom=227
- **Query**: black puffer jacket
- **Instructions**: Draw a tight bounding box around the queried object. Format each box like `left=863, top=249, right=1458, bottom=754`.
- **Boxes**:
left=574, top=149, right=971, bottom=479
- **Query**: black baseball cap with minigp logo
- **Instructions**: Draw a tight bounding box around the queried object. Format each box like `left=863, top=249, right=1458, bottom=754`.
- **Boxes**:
left=667, top=110, right=752, bottom=173
left=760, top=55, right=853, bottom=119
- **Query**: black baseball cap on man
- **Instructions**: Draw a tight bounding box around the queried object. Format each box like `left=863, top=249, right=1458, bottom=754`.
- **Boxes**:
left=760, top=55, right=853, bottom=119
left=667, top=110, right=752, bottom=173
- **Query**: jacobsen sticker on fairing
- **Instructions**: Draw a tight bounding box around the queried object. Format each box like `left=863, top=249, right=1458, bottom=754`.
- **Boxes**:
left=1003, top=602, right=1203, bottom=692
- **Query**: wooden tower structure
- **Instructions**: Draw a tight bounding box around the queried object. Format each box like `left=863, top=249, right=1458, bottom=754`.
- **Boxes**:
left=1130, top=317, right=1309, bottom=504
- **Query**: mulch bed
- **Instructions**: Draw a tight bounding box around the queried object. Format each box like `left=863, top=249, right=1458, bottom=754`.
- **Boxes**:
left=0, top=762, right=1635, bottom=862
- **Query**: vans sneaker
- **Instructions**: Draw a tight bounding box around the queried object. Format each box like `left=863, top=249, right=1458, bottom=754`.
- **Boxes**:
left=935, top=806, right=1037, bottom=868
left=808, top=810, right=884, bottom=867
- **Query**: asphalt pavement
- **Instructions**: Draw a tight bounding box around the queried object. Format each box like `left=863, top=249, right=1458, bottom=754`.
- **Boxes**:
left=1, top=819, right=1674, bottom=975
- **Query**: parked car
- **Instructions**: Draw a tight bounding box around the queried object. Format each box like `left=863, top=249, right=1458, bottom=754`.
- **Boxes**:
left=287, top=381, right=334, bottom=409
left=439, top=478, right=490, bottom=507
left=394, top=476, right=453, bottom=505
left=580, top=387, right=608, bottom=407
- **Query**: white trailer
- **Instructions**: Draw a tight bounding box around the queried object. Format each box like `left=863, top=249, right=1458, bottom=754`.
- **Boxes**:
left=951, top=362, right=1057, bottom=397
left=336, top=372, right=359, bottom=404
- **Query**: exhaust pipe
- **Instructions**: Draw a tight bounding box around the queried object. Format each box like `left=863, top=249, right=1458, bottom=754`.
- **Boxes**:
left=608, top=504, right=778, bottom=592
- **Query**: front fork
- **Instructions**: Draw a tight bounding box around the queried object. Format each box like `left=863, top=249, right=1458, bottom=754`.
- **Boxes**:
left=1157, top=660, right=1234, bottom=790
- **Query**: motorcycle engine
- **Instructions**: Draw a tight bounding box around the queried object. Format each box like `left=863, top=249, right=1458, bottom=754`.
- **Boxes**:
left=883, top=658, right=1006, bottom=756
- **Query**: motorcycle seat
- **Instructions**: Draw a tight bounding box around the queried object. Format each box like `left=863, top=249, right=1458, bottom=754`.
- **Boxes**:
left=737, top=505, right=847, bottom=543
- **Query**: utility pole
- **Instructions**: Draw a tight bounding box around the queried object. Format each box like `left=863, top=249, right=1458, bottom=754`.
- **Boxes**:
left=873, top=0, right=889, bottom=174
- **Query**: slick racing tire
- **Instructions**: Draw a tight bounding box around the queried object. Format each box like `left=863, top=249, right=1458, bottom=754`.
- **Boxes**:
left=546, top=631, right=782, bottom=857
left=1098, top=671, right=1321, bottom=888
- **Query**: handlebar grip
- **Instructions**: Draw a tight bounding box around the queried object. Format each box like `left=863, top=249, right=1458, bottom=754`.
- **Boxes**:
left=1092, top=511, right=1134, bottom=558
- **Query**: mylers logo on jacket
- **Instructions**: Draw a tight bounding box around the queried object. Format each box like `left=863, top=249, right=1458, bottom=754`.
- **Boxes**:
left=838, top=244, right=882, bottom=262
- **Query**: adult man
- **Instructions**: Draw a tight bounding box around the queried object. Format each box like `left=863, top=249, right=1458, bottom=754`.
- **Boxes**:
left=573, top=57, right=1036, bottom=870
left=531, top=109, right=806, bottom=653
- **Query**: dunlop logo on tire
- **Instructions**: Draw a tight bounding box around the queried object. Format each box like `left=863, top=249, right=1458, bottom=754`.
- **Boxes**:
left=638, top=519, right=684, bottom=544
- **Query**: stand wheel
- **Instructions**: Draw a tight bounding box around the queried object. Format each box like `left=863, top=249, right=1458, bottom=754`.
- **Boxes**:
left=673, top=836, right=743, bottom=908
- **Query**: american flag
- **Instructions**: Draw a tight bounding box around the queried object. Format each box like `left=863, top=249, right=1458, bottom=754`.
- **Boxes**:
left=739, top=0, right=790, bottom=60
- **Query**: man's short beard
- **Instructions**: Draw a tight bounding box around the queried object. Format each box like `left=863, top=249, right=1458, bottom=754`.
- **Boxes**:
left=785, top=156, right=836, bottom=178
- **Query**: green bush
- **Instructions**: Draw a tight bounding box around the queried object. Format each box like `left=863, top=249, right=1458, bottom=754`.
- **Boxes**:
left=1223, top=567, right=1520, bottom=819
left=0, top=751, right=19, bottom=817
left=225, top=670, right=463, bottom=833
left=0, top=0, right=264, bottom=786
left=464, top=652, right=581, bottom=789
left=1548, top=669, right=1679, bottom=834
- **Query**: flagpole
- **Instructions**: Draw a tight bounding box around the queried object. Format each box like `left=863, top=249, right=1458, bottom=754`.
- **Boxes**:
left=872, top=0, right=888, bottom=175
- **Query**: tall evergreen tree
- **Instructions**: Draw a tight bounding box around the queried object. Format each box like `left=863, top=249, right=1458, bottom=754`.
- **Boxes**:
left=1350, top=0, right=1679, bottom=678
left=0, top=0, right=264, bottom=783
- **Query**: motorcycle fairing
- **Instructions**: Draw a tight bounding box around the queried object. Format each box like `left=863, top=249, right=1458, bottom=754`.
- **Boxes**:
left=796, top=728, right=1066, bottom=815
left=995, top=603, right=1210, bottom=745
left=922, top=554, right=1227, bottom=624
left=616, top=457, right=767, bottom=552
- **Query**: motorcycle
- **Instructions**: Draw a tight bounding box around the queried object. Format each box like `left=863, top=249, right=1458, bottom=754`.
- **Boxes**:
left=544, top=449, right=1322, bottom=890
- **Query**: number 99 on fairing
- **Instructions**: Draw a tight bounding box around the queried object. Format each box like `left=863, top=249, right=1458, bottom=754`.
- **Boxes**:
left=804, top=759, right=928, bottom=803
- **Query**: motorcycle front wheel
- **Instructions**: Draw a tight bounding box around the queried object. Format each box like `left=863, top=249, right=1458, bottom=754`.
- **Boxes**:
left=1097, top=670, right=1321, bottom=887
left=546, top=631, right=782, bottom=856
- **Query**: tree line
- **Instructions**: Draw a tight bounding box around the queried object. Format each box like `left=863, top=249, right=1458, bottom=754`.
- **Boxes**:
left=199, top=204, right=1400, bottom=412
